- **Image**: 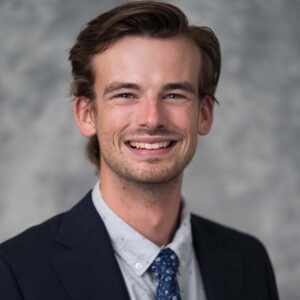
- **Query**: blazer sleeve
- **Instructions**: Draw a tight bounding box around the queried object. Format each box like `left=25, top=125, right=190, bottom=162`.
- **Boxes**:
left=0, top=254, right=24, bottom=300
left=245, top=239, right=280, bottom=300
left=261, top=243, right=280, bottom=299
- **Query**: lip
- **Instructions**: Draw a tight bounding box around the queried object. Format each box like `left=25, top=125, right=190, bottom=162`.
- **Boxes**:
left=125, top=136, right=178, bottom=143
left=123, top=136, right=179, bottom=158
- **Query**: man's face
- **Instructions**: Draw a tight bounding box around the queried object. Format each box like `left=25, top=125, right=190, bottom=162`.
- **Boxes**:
left=80, top=35, right=213, bottom=184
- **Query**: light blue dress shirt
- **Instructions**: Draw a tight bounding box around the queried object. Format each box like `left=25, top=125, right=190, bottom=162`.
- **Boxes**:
left=92, top=182, right=207, bottom=300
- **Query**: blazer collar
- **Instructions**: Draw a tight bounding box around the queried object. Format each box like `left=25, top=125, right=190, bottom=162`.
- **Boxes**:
left=191, top=215, right=243, bottom=300
left=50, top=191, right=130, bottom=300
left=49, top=191, right=243, bottom=300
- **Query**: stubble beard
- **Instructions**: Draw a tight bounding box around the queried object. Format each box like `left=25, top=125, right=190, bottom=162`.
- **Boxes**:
left=98, top=125, right=199, bottom=192
left=100, top=141, right=197, bottom=189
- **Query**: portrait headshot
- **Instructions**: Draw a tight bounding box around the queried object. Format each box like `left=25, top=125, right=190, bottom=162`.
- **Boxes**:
left=1, top=0, right=299, bottom=299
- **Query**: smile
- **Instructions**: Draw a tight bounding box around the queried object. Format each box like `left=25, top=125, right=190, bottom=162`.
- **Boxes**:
left=129, top=141, right=171, bottom=149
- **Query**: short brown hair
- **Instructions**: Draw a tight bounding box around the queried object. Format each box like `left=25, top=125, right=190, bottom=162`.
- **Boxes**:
left=69, top=0, right=221, bottom=169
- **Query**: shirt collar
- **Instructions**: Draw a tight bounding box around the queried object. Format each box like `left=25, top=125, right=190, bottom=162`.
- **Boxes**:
left=91, top=181, right=193, bottom=276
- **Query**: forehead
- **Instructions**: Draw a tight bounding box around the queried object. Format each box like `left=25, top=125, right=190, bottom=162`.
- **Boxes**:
left=92, top=35, right=201, bottom=88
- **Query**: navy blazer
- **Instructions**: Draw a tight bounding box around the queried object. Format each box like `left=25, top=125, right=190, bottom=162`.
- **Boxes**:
left=0, top=191, right=279, bottom=300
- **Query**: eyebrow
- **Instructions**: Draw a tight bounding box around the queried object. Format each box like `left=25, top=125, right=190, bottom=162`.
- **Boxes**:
left=103, top=81, right=196, bottom=96
left=161, top=82, right=196, bottom=95
left=103, top=82, right=141, bottom=96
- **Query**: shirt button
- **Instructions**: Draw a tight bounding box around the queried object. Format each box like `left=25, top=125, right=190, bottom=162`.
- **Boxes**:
left=134, top=262, right=143, bottom=270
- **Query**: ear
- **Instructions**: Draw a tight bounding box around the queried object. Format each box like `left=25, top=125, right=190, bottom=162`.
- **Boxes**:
left=73, top=97, right=97, bottom=137
left=197, top=95, right=214, bottom=136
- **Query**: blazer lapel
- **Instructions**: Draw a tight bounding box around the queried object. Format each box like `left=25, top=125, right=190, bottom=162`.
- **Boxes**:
left=191, top=215, right=243, bottom=300
left=50, top=192, right=130, bottom=300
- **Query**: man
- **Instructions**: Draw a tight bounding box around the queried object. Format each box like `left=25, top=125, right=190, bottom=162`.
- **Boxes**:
left=0, top=1, right=279, bottom=299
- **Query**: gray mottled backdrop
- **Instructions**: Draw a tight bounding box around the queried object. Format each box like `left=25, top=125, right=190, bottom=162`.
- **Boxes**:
left=0, top=0, right=299, bottom=299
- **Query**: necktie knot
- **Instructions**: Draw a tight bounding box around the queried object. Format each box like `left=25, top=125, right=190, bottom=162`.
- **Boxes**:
left=151, top=248, right=179, bottom=277
left=150, top=248, right=181, bottom=300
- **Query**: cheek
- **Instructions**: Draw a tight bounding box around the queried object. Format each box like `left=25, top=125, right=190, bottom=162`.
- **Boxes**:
left=167, top=106, right=199, bottom=132
left=97, top=106, right=133, bottom=138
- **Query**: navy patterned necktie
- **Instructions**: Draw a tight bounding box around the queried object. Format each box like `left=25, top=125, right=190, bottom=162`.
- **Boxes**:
left=150, top=247, right=182, bottom=300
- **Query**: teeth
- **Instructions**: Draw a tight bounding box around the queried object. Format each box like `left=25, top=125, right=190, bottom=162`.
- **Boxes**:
left=129, top=141, right=171, bottom=149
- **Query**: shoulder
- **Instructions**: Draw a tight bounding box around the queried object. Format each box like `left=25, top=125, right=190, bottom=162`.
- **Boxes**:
left=0, top=211, right=67, bottom=298
left=191, top=213, right=269, bottom=258
left=191, top=215, right=280, bottom=299
left=0, top=190, right=116, bottom=299
left=0, top=212, right=65, bottom=262
left=0, top=190, right=94, bottom=264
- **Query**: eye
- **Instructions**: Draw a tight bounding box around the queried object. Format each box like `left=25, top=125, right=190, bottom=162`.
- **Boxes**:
left=116, top=93, right=135, bottom=99
left=165, top=93, right=184, bottom=100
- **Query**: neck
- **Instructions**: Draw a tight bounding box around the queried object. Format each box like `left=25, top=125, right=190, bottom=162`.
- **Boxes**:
left=99, top=170, right=183, bottom=246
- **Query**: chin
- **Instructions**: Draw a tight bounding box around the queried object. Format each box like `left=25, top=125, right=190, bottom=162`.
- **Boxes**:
left=120, top=166, right=184, bottom=185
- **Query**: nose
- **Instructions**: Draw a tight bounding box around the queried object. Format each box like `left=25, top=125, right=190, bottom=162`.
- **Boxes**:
left=136, top=95, right=165, bottom=128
